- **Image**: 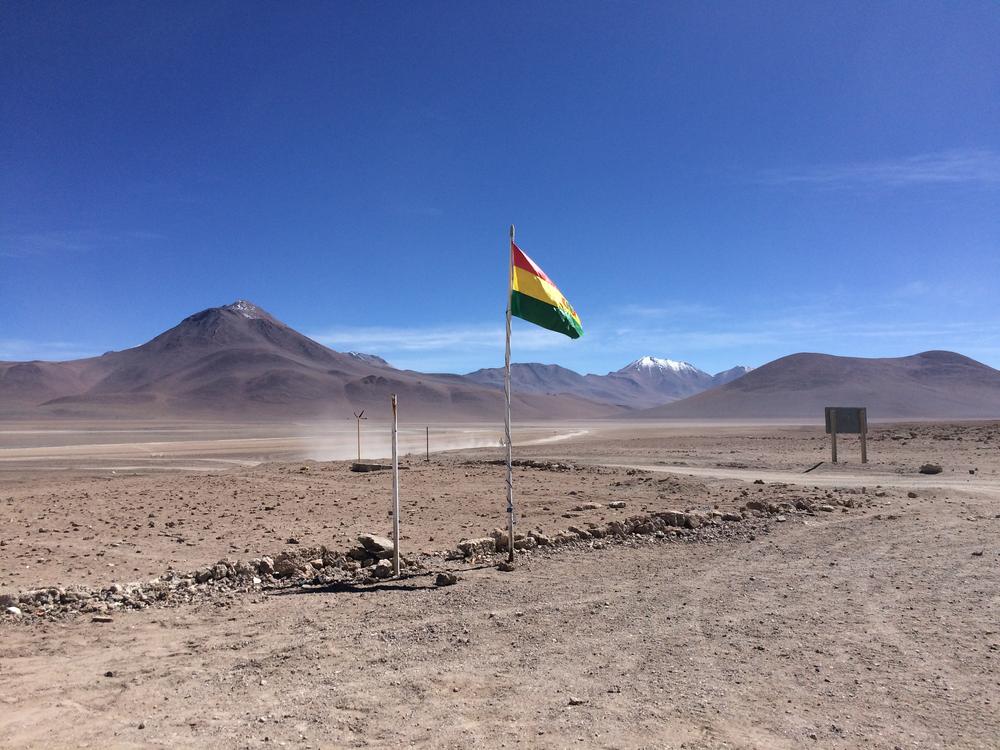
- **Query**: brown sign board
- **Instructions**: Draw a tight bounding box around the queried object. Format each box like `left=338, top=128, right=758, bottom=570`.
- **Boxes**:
left=825, top=407, right=868, bottom=435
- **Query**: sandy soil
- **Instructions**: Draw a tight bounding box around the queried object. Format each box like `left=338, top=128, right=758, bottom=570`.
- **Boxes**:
left=1, top=420, right=998, bottom=748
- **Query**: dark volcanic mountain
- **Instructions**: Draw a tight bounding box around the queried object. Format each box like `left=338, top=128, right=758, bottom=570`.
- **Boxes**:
left=0, top=301, right=620, bottom=421
left=640, top=351, right=1000, bottom=420
left=464, top=356, right=753, bottom=409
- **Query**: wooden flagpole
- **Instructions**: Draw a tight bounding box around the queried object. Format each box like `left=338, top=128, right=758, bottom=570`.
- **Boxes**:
left=504, top=225, right=515, bottom=563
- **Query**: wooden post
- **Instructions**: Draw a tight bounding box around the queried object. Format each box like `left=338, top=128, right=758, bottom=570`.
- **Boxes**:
left=860, top=409, right=868, bottom=464
left=830, top=410, right=838, bottom=464
left=391, top=395, right=400, bottom=577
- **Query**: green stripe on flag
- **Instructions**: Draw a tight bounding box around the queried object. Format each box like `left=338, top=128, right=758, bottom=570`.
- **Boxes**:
left=511, top=290, right=583, bottom=339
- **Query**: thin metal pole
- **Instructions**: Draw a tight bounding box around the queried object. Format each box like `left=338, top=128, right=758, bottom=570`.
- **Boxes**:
left=357, top=416, right=361, bottom=461
left=425, top=426, right=429, bottom=462
left=504, top=224, right=515, bottom=563
left=391, top=394, right=400, bottom=576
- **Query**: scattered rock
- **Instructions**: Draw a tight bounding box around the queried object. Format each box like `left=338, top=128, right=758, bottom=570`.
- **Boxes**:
left=358, top=534, right=395, bottom=554
left=919, top=464, right=943, bottom=475
left=907, top=492, right=918, bottom=499
left=5, top=606, right=22, bottom=617
left=457, top=538, right=495, bottom=558
left=568, top=696, right=587, bottom=706
left=350, top=463, right=391, bottom=472
left=435, top=572, right=459, bottom=587
left=373, top=559, right=393, bottom=578
left=608, top=501, right=626, bottom=509
left=491, top=528, right=510, bottom=552
left=528, top=530, right=552, bottom=546
left=572, top=502, right=603, bottom=511
left=272, top=553, right=304, bottom=578
left=497, top=561, right=515, bottom=572
left=92, top=615, right=114, bottom=623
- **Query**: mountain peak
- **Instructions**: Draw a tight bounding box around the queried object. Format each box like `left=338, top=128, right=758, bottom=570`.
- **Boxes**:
left=222, top=300, right=273, bottom=320
left=347, top=351, right=393, bottom=368
left=624, top=356, right=698, bottom=373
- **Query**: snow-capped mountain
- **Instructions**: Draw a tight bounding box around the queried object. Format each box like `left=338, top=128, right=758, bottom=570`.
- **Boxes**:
left=610, top=356, right=714, bottom=402
left=464, top=355, right=751, bottom=409
left=618, top=356, right=702, bottom=374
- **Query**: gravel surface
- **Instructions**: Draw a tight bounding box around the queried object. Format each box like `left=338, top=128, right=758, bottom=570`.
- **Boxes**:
left=1, top=421, right=997, bottom=748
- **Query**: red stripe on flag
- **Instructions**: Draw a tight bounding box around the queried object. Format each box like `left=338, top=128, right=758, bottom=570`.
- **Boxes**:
left=512, top=242, right=553, bottom=284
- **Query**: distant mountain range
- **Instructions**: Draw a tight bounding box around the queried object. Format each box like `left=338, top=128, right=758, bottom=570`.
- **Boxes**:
left=0, top=301, right=618, bottom=421
left=641, top=350, right=1000, bottom=420
left=463, top=356, right=752, bottom=409
left=3, top=300, right=999, bottom=421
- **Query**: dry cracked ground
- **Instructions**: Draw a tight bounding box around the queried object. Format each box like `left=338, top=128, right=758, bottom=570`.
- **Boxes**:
left=1, top=421, right=998, bottom=749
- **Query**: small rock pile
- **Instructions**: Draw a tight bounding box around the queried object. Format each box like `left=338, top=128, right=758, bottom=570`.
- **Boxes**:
left=0, top=534, right=427, bottom=623
left=3, top=484, right=876, bottom=624
left=453, top=488, right=872, bottom=563
left=476, top=458, right=576, bottom=471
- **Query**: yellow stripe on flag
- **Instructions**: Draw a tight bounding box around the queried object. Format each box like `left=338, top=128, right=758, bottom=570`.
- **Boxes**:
left=511, top=266, right=581, bottom=324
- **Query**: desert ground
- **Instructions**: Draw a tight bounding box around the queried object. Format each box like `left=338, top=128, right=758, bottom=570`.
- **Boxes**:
left=1, top=420, right=998, bottom=748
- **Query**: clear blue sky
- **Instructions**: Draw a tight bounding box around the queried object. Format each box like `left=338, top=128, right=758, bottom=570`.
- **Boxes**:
left=2, top=1, right=999, bottom=375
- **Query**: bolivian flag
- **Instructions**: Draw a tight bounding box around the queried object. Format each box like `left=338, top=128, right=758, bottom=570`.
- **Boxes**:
left=510, top=242, right=583, bottom=339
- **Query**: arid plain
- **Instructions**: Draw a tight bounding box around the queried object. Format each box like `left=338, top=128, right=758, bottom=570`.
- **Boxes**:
left=1, top=420, right=998, bottom=749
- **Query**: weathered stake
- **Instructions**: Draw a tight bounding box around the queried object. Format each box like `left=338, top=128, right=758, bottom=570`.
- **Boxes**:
left=354, top=410, right=367, bottom=462
left=391, top=395, right=400, bottom=577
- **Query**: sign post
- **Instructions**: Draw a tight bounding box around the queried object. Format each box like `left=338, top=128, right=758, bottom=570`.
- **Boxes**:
left=824, top=407, right=868, bottom=464
left=830, top=410, right=838, bottom=463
